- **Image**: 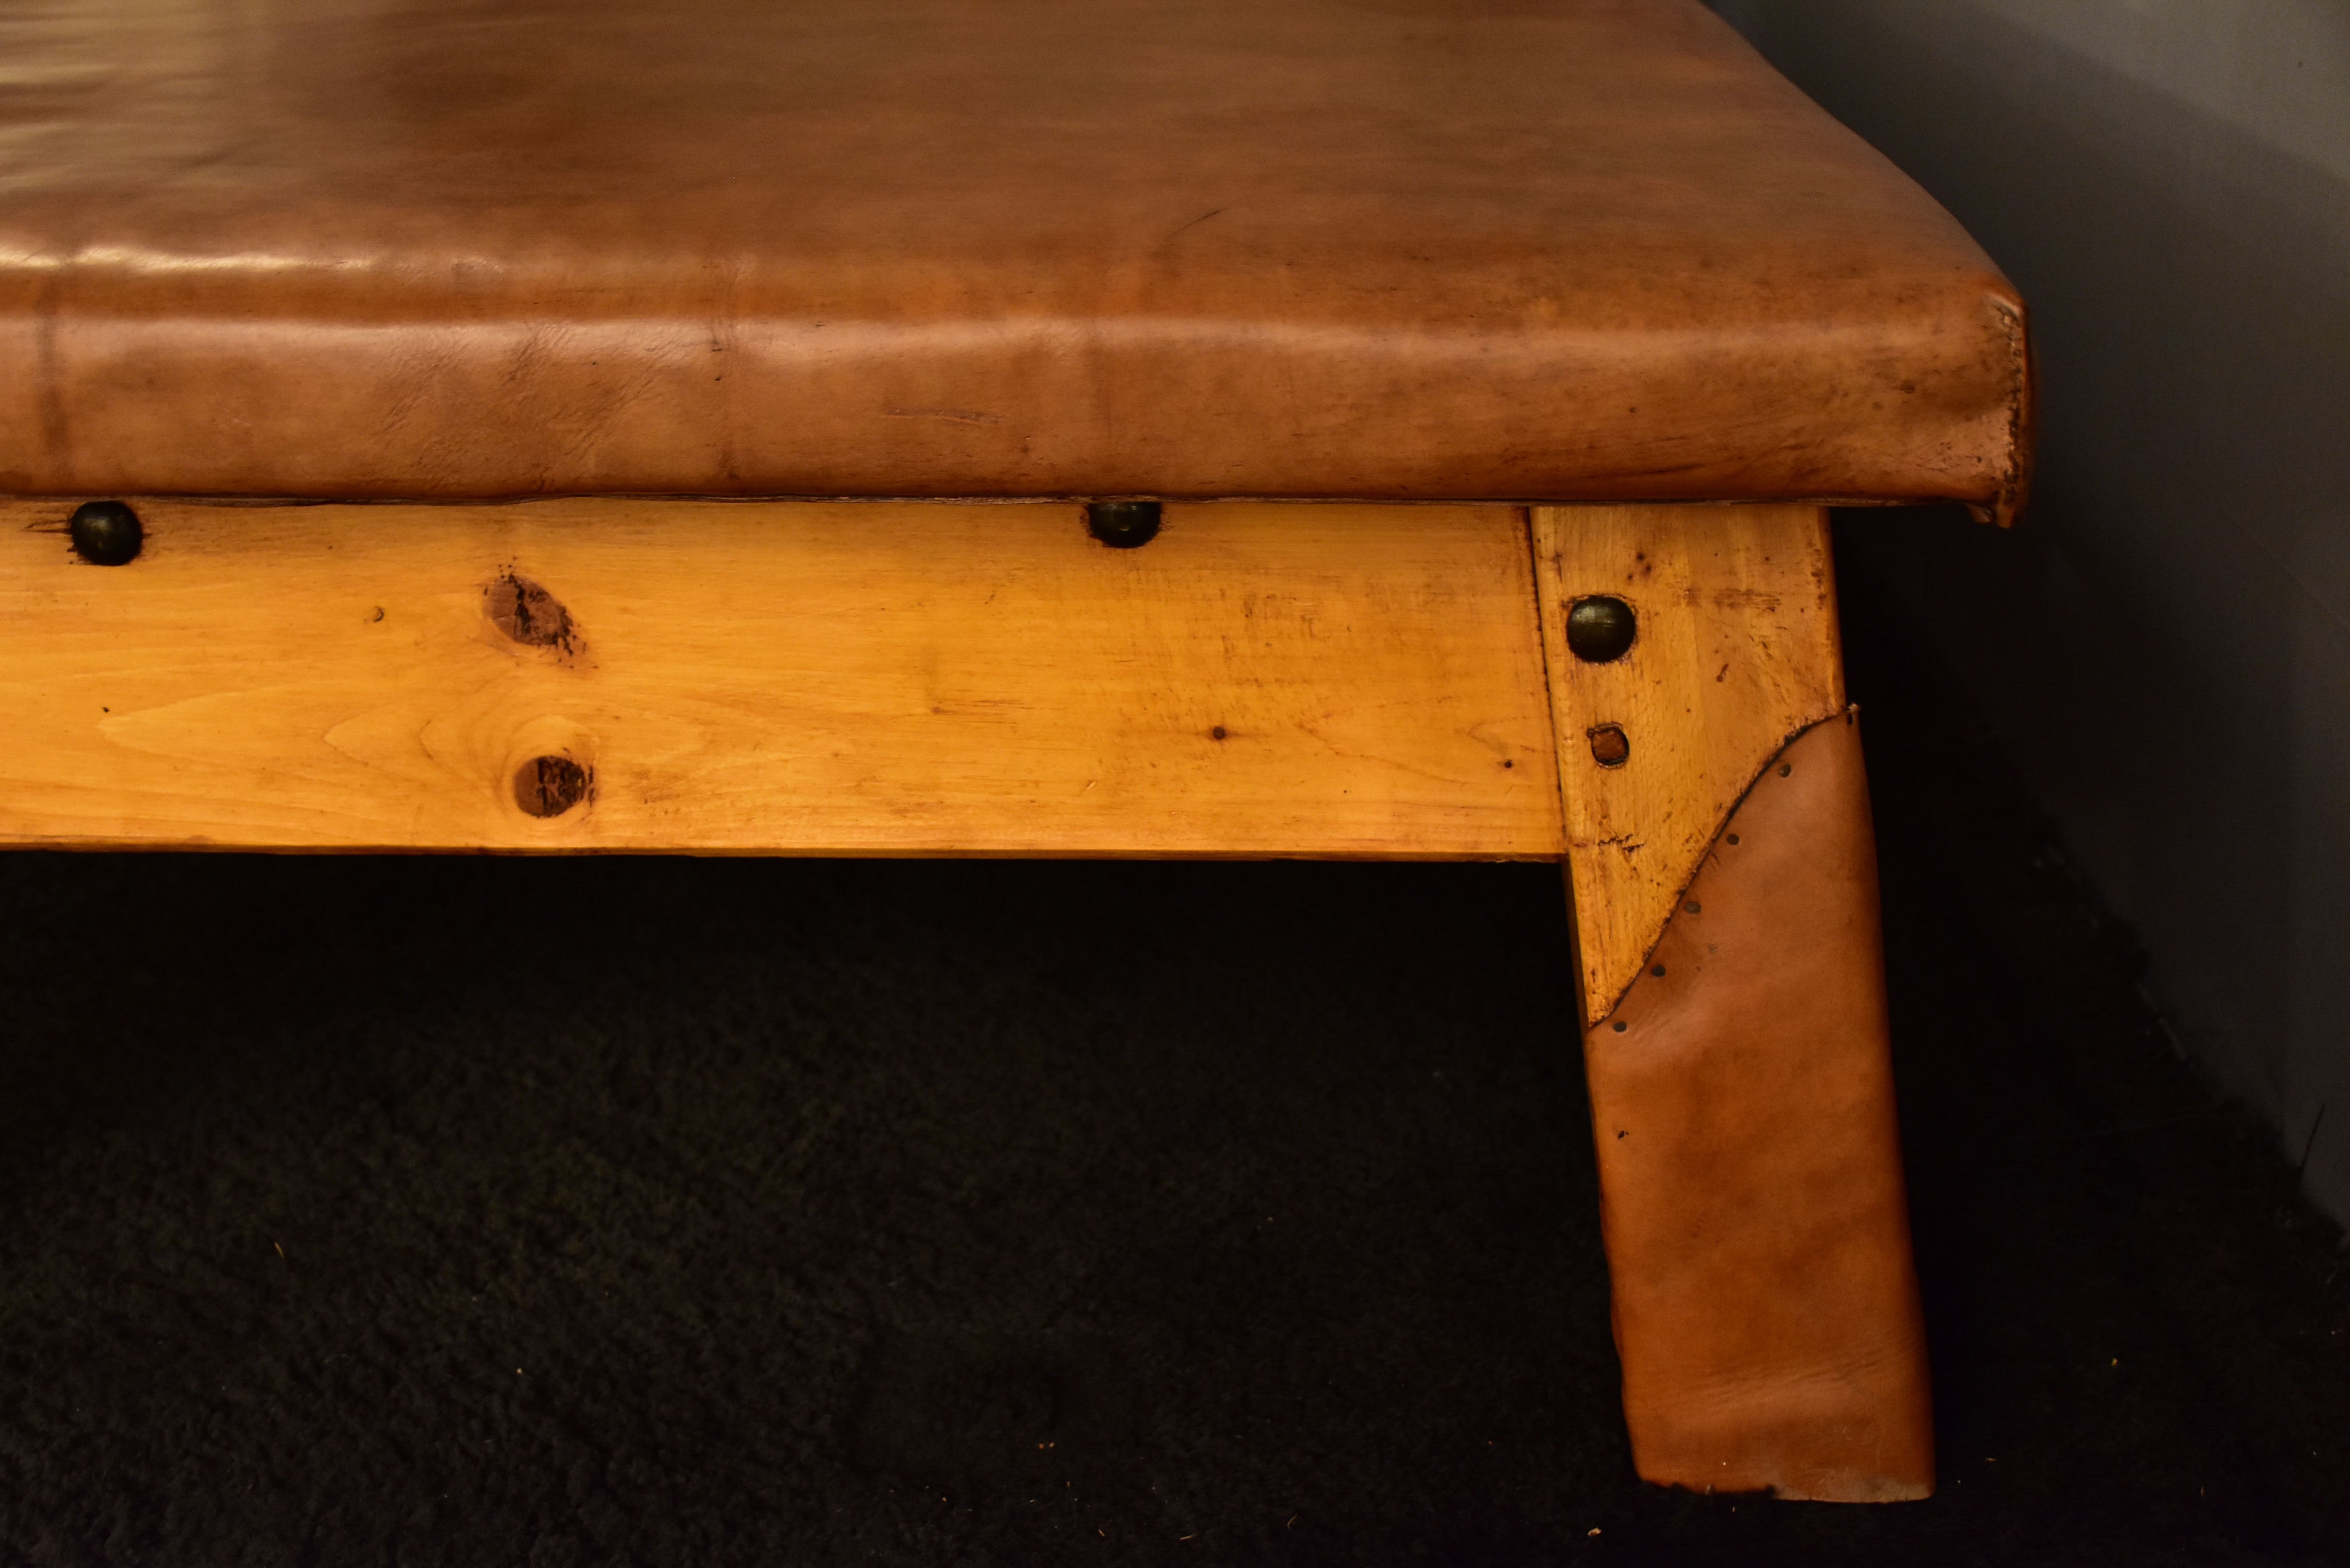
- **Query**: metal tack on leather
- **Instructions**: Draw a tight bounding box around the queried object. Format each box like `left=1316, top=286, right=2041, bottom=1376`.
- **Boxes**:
left=69, top=501, right=143, bottom=566
left=1085, top=501, right=1161, bottom=549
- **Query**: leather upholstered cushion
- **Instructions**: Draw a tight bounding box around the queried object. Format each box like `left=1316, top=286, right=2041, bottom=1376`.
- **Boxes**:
left=0, top=0, right=2028, bottom=508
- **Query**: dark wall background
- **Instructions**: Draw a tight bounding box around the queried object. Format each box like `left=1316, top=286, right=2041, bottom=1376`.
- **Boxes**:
left=1707, top=0, right=2350, bottom=1224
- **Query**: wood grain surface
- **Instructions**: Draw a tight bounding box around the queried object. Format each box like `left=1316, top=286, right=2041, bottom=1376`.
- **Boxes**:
left=1532, top=504, right=1846, bottom=1015
left=0, top=499, right=1563, bottom=857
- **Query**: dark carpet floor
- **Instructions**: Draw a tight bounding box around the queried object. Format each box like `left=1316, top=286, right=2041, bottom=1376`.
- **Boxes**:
left=1, top=528, right=2345, bottom=1567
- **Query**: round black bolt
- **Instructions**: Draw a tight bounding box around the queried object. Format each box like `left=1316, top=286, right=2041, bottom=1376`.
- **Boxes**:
left=70, top=500, right=143, bottom=566
left=1565, top=595, right=1636, bottom=662
left=1085, top=501, right=1161, bottom=549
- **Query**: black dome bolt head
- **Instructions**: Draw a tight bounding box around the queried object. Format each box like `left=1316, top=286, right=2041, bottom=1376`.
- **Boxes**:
left=1085, top=500, right=1161, bottom=549
left=69, top=500, right=143, bottom=566
left=1566, top=595, right=1636, bottom=662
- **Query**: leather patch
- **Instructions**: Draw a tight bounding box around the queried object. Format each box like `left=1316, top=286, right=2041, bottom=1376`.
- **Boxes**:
left=1585, top=711, right=1934, bottom=1501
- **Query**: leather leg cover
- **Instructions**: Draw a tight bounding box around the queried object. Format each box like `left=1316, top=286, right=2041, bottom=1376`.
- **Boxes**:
left=1584, top=712, right=1934, bottom=1501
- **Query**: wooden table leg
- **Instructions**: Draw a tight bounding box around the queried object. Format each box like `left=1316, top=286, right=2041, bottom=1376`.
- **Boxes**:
left=1532, top=504, right=1935, bottom=1501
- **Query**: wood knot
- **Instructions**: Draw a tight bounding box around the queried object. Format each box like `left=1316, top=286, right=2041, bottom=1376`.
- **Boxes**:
left=513, top=754, right=592, bottom=818
left=486, top=572, right=581, bottom=656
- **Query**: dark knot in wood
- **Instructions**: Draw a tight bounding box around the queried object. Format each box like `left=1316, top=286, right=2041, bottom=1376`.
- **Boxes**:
left=485, top=572, right=580, bottom=655
left=513, top=754, right=592, bottom=817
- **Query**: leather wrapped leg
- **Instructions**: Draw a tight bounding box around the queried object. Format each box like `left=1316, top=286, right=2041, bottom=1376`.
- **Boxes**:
left=1583, top=712, right=1934, bottom=1501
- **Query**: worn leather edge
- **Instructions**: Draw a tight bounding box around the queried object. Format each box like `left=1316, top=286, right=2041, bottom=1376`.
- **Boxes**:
left=1997, top=292, right=2037, bottom=528
left=1970, top=291, right=2036, bottom=529
left=1583, top=711, right=1935, bottom=1502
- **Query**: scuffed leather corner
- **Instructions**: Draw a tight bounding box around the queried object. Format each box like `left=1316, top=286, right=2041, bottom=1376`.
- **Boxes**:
left=1976, top=290, right=2035, bottom=528
left=1584, top=711, right=1935, bottom=1502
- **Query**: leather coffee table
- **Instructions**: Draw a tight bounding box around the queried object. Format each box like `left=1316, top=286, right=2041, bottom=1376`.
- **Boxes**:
left=0, top=0, right=2028, bottom=1504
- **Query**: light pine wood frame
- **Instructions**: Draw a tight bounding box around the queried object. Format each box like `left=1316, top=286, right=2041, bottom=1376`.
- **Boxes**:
left=0, top=493, right=1932, bottom=1503
left=1529, top=505, right=1848, bottom=1014
left=0, top=499, right=1558, bottom=856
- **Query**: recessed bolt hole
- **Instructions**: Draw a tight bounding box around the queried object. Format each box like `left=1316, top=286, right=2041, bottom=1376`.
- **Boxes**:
left=1779, top=764, right=1792, bottom=777
left=1726, top=833, right=1740, bottom=846
left=1566, top=596, right=1636, bottom=662
left=1611, top=1021, right=1628, bottom=1033
left=1588, top=723, right=1629, bottom=767
left=1651, top=964, right=1666, bottom=977
left=1211, top=725, right=1227, bottom=741
left=1684, top=900, right=1701, bottom=915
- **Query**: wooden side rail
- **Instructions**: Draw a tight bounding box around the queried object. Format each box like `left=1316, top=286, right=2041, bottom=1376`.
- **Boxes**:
left=0, top=499, right=1559, bottom=857
left=0, top=493, right=1933, bottom=1501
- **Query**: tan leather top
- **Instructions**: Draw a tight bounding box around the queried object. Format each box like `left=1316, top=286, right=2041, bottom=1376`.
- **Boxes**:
left=0, top=0, right=2028, bottom=509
